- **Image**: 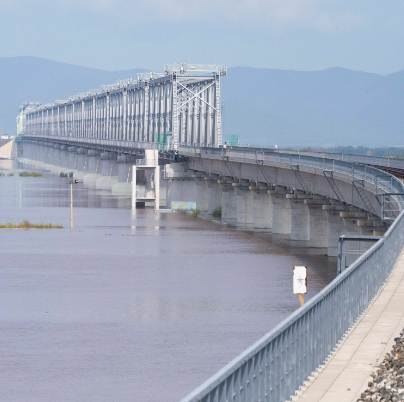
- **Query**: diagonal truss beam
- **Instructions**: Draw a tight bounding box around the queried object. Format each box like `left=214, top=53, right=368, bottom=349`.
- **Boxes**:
left=177, top=81, right=217, bottom=111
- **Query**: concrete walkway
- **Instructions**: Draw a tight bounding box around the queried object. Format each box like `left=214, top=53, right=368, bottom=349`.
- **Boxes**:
left=294, top=251, right=404, bottom=402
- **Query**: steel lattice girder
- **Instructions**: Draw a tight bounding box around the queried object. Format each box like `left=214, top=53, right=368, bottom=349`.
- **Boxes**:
left=22, top=68, right=224, bottom=150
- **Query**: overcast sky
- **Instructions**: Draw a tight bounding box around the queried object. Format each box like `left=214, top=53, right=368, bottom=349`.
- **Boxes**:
left=0, top=0, right=403, bottom=74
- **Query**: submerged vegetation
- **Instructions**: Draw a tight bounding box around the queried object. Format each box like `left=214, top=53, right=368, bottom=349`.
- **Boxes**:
left=212, top=207, right=222, bottom=218
left=60, top=172, right=74, bottom=178
left=190, top=209, right=200, bottom=218
left=0, top=220, right=63, bottom=229
left=19, top=172, right=42, bottom=177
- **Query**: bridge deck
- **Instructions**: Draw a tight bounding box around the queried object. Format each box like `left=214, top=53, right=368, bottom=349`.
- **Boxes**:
left=294, top=249, right=404, bottom=402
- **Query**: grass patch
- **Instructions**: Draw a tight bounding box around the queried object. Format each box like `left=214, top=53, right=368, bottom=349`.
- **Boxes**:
left=212, top=207, right=222, bottom=218
left=0, top=220, right=63, bottom=229
left=19, top=172, right=42, bottom=177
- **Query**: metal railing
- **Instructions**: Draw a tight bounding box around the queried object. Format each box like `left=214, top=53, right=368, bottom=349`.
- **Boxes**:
left=178, top=146, right=404, bottom=199
left=180, top=211, right=404, bottom=402
left=179, top=146, right=404, bottom=402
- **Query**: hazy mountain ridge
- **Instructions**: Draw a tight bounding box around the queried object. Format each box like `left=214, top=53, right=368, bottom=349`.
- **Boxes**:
left=1, top=57, right=403, bottom=147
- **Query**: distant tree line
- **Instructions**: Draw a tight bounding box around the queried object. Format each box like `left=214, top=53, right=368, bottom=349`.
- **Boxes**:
left=291, top=146, right=404, bottom=159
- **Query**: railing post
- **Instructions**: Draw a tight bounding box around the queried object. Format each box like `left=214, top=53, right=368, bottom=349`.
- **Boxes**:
left=337, top=237, right=344, bottom=275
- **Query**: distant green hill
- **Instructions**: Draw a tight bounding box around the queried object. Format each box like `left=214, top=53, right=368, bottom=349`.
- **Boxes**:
left=1, top=57, right=403, bottom=147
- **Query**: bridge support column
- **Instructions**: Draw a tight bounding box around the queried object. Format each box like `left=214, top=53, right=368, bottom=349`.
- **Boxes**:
left=233, top=185, right=254, bottom=229
left=221, top=184, right=237, bottom=226
left=166, top=177, right=197, bottom=208
left=207, top=180, right=222, bottom=215
left=32, top=144, right=43, bottom=169
left=324, top=207, right=346, bottom=257
left=73, top=149, right=88, bottom=182
left=49, top=145, right=63, bottom=174
left=308, top=206, right=329, bottom=248
left=112, top=156, right=134, bottom=196
left=252, top=190, right=273, bottom=229
left=59, top=147, right=70, bottom=173
left=291, top=202, right=310, bottom=240
left=195, top=179, right=208, bottom=215
left=96, top=153, right=119, bottom=189
left=83, top=150, right=102, bottom=186
left=42, top=145, right=53, bottom=171
left=271, top=191, right=291, bottom=235
left=67, top=147, right=78, bottom=173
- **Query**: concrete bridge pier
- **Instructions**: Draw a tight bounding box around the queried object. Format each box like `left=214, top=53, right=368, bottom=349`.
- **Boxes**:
left=271, top=187, right=292, bottom=235
left=49, top=145, right=62, bottom=174
left=234, top=182, right=254, bottom=229
left=111, top=156, right=133, bottom=196
left=31, top=144, right=45, bottom=169
left=165, top=177, right=197, bottom=208
left=42, top=145, right=53, bottom=171
left=290, top=201, right=310, bottom=240
left=59, top=146, right=70, bottom=173
left=308, top=205, right=329, bottom=248
left=220, top=182, right=237, bottom=226
left=207, top=179, right=222, bottom=215
left=29, top=144, right=42, bottom=168
left=324, top=204, right=347, bottom=256
left=67, top=147, right=78, bottom=173
left=47, top=146, right=58, bottom=170
left=96, top=153, right=119, bottom=189
left=251, top=185, right=273, bottom=230
left=83, top=150, right=101, bottom=186
left=23, top=142, right=36, bottom=167
left=73, top=149, right=88, bottom=182
left=195, top=179, right=208, bottom=215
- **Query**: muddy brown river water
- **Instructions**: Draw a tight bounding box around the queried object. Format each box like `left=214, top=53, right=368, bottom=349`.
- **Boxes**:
left=0, top=159, right=336, bottom=402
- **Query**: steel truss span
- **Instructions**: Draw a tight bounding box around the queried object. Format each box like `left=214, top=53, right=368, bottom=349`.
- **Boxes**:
left=23, top=63, right=226, bottom=150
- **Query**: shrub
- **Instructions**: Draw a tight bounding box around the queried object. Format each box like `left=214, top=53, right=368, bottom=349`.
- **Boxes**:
left=190, top=209, right=200, bottom=218
left=8, top=173, right=14, bottom=177
left=19, top=172, right=42, bottom=177
left=212, top=207, right=222, bottom=218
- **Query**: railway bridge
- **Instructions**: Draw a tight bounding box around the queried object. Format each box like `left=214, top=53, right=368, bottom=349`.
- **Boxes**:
left=15, top=64, right=404, bottom=401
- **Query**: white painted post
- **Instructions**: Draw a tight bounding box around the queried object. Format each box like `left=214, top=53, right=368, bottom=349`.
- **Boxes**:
left=131, top=165, right=137, bottom=208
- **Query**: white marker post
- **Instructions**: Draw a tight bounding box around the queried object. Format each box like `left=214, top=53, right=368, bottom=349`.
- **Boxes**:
left=293, top=266, right=307, bottom=307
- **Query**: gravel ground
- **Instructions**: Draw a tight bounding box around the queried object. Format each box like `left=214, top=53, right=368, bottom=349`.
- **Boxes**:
left=358, top=330, right=404, bottom=402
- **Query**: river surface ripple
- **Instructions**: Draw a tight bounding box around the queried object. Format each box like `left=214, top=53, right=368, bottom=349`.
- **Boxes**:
left=0, top=160, right=336, bottom=402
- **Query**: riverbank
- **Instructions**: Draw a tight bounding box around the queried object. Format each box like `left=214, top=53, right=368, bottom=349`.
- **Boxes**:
left=358, top=329, right=404, bottom=401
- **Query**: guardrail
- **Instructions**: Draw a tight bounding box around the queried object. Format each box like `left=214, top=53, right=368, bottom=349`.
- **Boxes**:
left=178, top=146, right=404, bottom=402
left=178, top=146, right=404, bottom=198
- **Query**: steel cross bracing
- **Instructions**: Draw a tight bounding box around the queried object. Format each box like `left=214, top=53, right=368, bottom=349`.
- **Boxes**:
left=352, top=179, right=378, bottom=216
left=196, top=154, right=210, bottom=176
left=222, top=156, right=238, bottom=180
left=323, top=170, right=346, bottom=204
left=290, top=165, right=310, bottom=193
left=256, top=160, right=272, bottom=185
left=21, top=63, right=225, bottom=151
